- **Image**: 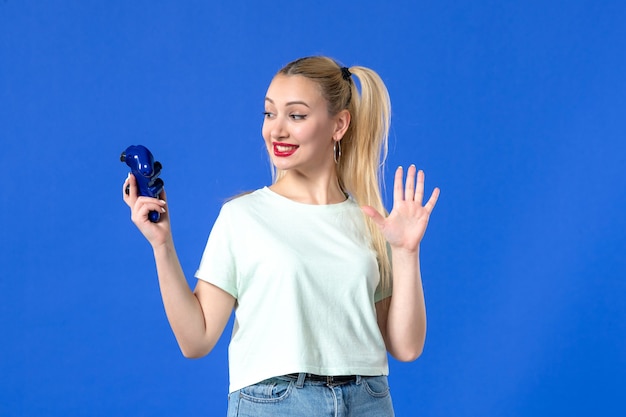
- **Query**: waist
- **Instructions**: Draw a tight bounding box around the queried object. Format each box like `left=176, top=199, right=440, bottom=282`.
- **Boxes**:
left=285, top=373, right=358, bottom=384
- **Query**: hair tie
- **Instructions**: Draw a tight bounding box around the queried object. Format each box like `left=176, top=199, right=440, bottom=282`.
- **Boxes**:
left=341, top=66, right=352, bottom=81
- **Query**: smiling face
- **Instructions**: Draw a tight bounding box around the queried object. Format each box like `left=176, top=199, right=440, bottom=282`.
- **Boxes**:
left=262, top=74, right=348, bottom=177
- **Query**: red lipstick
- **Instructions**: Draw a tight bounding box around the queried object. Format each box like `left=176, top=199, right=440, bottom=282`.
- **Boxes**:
left=273, top=142, right=299, bottom=157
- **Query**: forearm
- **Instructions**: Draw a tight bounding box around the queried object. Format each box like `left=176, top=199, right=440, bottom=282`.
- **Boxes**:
left=384, top=246, right=427, bottom=361
left=152, top=240, right=213, bottom=357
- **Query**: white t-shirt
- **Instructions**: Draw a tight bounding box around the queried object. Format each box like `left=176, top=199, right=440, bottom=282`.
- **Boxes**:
left=195, top=187, right=389, bottom=393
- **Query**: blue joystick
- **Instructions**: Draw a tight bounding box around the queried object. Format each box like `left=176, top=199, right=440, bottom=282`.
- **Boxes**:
left=121, top=145, right=164, bottom=222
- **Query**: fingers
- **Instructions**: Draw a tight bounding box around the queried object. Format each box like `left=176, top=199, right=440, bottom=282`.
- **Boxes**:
left=361, top=205, right=386, bottom=228
left=131, top=198, right=167, bottom=224
left=404, top=165, right=417, bottom=201
left=123, top=173, right=167, bottom=222
left=393, top=166, right=404, bottom=203
left=122, top=173, right=136, bottom=206
left=394, top=165, right=439, bottom=207
left=425, top=187, right=440, bottom=213
left=394, top=165, right=422, bottom=202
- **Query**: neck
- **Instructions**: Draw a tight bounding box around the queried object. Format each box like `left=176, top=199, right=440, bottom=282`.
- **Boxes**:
left=270, top=169, right=346, bottom=205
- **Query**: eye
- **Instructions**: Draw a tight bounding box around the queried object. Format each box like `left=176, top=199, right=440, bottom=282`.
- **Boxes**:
left=290, top=114, right=306, bottom=120
left=263, top=111, right=275, bottom=119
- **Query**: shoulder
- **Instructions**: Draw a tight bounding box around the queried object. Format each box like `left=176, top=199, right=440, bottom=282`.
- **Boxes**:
left=219, top=187, right=272, bottom=215
left=209, top=189, right=266, bottom=236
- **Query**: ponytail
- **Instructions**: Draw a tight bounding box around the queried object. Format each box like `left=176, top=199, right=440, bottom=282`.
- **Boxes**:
left=340, top=66, right=392, bottom=297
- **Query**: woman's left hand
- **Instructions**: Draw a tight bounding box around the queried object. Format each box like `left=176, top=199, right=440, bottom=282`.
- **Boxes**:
left=362, top=165, right=440, bottom=253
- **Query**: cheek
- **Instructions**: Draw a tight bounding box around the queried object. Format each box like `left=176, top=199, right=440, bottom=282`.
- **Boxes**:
left=261, top=122, right=271, bottom=142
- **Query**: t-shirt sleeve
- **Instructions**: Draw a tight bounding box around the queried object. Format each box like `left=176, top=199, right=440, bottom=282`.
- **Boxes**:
left=374, top=279, right=392, bottom=302
left=194, top=204, right=238, bottom=299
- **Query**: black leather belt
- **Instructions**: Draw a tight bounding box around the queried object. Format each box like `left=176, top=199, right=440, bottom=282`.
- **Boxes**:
left=285, top=373, right=358, bottom=384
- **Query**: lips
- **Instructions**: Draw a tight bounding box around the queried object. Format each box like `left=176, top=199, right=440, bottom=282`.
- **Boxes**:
left=273, top=142, right=299, bottom=157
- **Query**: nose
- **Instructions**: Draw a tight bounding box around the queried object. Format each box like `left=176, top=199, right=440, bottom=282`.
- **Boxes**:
left=265, top=116, right=288, bottom=140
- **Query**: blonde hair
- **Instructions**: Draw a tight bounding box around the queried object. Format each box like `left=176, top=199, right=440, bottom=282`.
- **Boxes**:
left=274, top=56, right=392, bottom=296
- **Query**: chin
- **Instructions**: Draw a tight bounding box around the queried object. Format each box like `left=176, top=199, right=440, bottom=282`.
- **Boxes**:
left=271, top=158, right=295, bottom=170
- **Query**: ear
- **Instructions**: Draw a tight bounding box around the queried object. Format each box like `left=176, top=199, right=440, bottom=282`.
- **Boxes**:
left=333, top=109, right=351, bottom=141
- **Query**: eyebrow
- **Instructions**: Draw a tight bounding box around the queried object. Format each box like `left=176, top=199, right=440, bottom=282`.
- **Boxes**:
left=265, top=97, right=310, bottom=108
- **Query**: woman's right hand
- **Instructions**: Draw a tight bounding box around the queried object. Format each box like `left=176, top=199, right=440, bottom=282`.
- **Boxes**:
left=122, top=173, right=172, bottom=248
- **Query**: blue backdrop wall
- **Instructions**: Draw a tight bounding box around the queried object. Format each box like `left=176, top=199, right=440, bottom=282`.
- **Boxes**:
left=1, top=1, right=625, bottom=416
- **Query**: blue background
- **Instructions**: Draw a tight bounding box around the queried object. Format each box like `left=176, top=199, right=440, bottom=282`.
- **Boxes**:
left=1, top=1, right=625, bottom=416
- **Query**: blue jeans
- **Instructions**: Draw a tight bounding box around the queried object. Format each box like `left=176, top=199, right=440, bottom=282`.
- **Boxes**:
left=227, top=374, right=394, bottom=417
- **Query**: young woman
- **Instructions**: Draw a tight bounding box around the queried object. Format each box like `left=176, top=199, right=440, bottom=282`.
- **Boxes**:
left=123, top=56, right=439, bottom=417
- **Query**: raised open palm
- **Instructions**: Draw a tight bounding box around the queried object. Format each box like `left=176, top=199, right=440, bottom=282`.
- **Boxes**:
left=362, top=165, right=440, bottom=252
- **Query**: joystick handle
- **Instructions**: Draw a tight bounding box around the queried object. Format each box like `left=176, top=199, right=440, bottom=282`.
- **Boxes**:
left=121, top=145, right=165, bottom=222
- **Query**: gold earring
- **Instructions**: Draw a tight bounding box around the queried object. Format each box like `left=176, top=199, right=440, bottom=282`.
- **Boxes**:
left=333, top=141, right=342, bottom=164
